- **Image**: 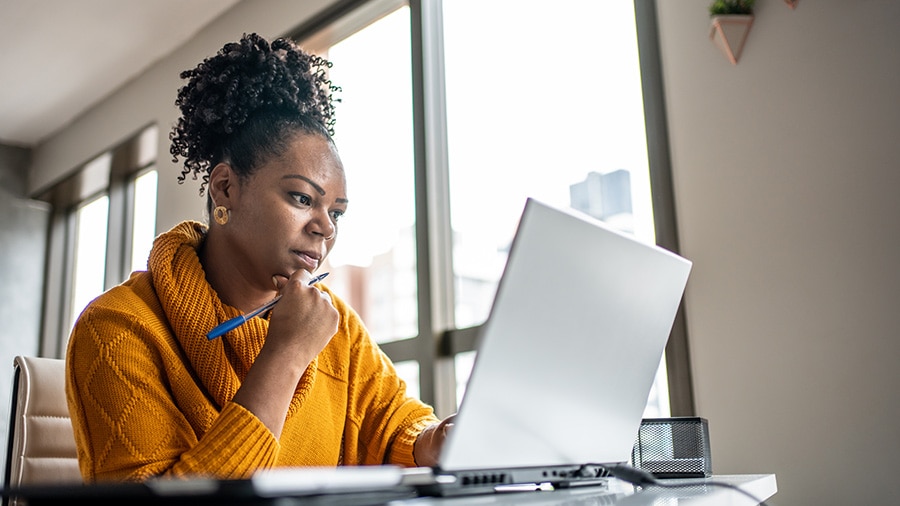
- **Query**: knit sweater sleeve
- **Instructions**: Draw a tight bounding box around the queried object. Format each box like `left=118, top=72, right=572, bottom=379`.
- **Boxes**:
left=65, top=278, right=279, bottom=482
left=334, top=293, right=439, bottom=467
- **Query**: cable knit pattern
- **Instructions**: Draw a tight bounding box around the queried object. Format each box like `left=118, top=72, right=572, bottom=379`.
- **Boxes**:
left=65, top=221, right=437, bottom=482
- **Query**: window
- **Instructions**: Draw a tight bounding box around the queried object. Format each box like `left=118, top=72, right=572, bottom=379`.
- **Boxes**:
left=291, top=0, right=690, bottom=417
left=442, top=1, right=655, bottom=323
left=39, top=125, right=158, bottom=356
left=68, top=194, right=110, bottom=332
left=441, top=0, right=669, bottom=417
left=303, top=4, right=419, bottom=347
left=129, top=168, right=158, bottom=273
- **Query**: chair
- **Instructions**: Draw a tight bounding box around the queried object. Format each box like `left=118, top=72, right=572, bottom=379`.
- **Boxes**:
left=3, top=356, right=81, bottom=505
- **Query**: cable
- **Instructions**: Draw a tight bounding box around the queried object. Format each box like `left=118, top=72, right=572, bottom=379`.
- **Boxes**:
left=597, top=463, right=770, bottom=506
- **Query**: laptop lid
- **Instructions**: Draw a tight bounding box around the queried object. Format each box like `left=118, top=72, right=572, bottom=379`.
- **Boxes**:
left=438, top=198, right=692, bottom=473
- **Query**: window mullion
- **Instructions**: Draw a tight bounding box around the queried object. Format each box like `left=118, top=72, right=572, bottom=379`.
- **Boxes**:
left=40, top=212, right=69, bottom=358
left=104, top=179, right=126, bottom=291
left=410, top=0, right=456, bottom=416
left=59, top=210, right=78, bottom=355
left=120, top=174, right=137, bottom=281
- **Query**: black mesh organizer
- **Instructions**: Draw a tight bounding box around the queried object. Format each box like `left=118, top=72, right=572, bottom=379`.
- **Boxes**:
left=631, top=417, right=712, bottom=478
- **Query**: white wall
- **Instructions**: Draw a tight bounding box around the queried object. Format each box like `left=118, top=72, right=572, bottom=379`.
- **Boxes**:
left=657, top=1, right=900, bottom=504
left=27, top=0, right=339, bottom=234
left=0, top=145, right=48, bottom=478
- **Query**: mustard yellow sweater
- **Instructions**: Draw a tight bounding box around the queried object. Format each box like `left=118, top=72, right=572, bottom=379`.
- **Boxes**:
left=65, top=221, right=437, bottom=482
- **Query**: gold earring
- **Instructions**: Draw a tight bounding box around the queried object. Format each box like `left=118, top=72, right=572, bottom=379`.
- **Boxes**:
left=213, top=205, right=229, bottom=225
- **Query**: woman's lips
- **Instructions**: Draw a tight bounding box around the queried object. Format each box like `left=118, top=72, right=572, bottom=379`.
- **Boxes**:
left=292, top=250, right=320, bottom=272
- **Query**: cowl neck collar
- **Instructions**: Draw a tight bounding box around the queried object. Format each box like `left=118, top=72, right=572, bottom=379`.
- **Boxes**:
left=148, top=221, right=315, bottom=416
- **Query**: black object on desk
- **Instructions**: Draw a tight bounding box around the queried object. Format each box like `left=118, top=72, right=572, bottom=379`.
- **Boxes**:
left=630, top=417, right=712, bottom=478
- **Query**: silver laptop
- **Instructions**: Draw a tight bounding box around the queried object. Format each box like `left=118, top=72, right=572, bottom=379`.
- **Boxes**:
left=425, top=198, right=692, bottom=495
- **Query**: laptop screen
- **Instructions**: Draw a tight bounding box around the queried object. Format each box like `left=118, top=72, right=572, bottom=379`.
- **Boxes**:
left=439, top=198, right=692, bottom=472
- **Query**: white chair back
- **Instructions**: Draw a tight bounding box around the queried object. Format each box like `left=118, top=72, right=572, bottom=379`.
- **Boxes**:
left=3, top=356, right=81, bottom=505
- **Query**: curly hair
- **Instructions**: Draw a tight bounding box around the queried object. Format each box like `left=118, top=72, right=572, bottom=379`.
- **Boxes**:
left=169, top=33, right=340, bottom=196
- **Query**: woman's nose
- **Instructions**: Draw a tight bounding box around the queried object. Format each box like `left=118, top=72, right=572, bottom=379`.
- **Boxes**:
left=309, top=208, right=336, bottom=240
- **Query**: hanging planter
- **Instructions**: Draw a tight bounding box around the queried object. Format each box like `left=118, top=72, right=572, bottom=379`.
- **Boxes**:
left=710, top=14, right=754, bottom=64
left=708, top=0, right=755, bottom=65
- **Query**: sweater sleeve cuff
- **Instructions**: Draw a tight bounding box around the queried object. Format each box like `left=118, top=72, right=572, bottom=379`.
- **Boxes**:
left=174, top=401, right=280, bottom=479
left=390, top=415, right=439, bottom=468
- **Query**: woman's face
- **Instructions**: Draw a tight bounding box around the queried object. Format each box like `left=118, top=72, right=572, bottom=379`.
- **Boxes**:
left=213, top=132, right=347, bottom=292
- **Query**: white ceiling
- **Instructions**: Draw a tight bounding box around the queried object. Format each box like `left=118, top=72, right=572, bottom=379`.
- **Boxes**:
left=0, top=0, right=241, bottom=147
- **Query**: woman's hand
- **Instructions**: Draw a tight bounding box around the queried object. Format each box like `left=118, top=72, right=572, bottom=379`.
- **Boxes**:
left=232, top=269, right=339, bottom=437
left=266, top=270, right=339, bottom=360
left=414, top=414, right=456, bottom=467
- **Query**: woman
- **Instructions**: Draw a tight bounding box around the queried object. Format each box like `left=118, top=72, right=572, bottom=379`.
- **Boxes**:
left=65, top=33, right=451, bottom=482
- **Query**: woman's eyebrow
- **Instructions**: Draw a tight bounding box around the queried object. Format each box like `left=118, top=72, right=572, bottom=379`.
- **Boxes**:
left=283, top=174, right=349, bottom=204
left=283, top=174, right=324, bottom=195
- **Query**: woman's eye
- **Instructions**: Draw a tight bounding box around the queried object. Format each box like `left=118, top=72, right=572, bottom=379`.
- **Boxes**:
left=330, top=210, right=344, bottom=222
left=291, top=193, right=311, bottom=206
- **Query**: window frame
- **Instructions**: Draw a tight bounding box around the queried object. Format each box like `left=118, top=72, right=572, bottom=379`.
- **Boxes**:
left=633, top=0, right=695, bottom=416
left=37, top=124, right=158, bottom=358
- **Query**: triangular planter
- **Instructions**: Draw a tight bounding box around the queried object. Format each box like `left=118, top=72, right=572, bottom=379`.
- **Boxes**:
left=710, top=14, right=754, bottom=65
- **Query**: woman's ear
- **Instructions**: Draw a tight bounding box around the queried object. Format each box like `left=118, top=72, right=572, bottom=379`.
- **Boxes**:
left=208, top=162, right=237, bottom=208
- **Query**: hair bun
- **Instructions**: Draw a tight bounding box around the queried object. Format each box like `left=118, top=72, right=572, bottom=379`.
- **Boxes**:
left=169, top=33, right=339, bottom=195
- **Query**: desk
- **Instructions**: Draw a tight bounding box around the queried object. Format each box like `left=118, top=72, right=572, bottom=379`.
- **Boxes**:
left=9, top=474, right=776, bottom=505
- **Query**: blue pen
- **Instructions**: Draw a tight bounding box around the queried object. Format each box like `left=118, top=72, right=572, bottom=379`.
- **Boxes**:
left=206, top=272, right=330, bottom=340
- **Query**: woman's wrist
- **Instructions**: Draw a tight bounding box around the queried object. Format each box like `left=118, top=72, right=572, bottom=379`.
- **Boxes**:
left=413, top=415, right=456, bottom=467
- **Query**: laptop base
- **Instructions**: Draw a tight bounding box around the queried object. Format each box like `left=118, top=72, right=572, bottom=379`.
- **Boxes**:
left=417, top=464, right=611, bottom=497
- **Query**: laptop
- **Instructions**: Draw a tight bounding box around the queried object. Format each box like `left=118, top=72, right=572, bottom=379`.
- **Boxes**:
left=420, top=197, right=692, bottom=495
